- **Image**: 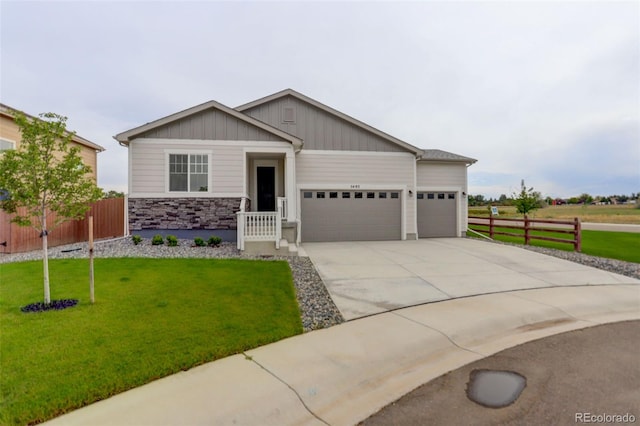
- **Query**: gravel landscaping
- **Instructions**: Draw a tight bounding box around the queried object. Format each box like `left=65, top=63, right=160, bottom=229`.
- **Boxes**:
left=0, top=237, right=345, bottom=332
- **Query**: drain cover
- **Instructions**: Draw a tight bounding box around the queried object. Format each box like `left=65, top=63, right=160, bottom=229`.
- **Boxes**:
left=466, top=369, right=526, bottom=408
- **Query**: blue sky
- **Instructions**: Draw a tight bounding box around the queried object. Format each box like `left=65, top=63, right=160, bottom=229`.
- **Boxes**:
left=1, top=0, right=638, bottom=198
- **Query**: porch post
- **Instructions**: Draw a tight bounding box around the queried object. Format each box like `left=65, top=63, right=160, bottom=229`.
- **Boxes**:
left=285, top=150, right=296, bottom=222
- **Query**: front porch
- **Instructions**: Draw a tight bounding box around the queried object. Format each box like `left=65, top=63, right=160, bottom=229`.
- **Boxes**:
left=237, top=149, right=299, bottom=255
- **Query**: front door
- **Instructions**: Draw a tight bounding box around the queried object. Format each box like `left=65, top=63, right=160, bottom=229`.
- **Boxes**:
left=256, top=166, right=276, bottom=211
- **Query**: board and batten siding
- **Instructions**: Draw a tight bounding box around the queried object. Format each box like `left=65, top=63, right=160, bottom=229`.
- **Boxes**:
left=296, top=151, right=417, bottom=236
left=242, top=96, right=406, bottom=153
left=416, top=162, right=469, bottom=236
left=138, top=108, right=286, bottom=142
left=129, top=139, right=244, bottom=195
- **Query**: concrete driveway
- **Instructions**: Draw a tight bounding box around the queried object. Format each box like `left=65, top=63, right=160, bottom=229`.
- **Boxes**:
left=302, top=238, right=638, bottom=320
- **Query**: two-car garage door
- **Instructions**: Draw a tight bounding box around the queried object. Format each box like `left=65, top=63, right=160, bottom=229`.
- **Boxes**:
left=300, top=190, right=401, bottom=242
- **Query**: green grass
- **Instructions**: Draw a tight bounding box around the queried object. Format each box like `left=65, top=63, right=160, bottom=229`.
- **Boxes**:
left=467, top=227, right=640, bottom=263
left=0, top=258, right=303, bottom=425
left=469, top=204, right=640, bottom=224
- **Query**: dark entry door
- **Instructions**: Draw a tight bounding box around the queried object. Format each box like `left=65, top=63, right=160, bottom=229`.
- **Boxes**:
left=257, top=166, right=276, bottom=211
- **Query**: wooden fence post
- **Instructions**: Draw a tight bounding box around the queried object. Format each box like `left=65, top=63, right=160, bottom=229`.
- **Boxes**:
left=89, top=216, right=95, bottom=304
left=524, top=215, right=530, bottom=246
left=489, top=215, right=494, bottom=239
left=574, top=217, right=582, bottom=252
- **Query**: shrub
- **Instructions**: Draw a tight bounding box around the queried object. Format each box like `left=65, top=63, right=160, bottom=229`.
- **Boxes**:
left=194, top=237, right=206, bottom=247
left=131, top=235, right=142, bottom=245
left=208, top=235, right=222, bottom=247
left=166, top=235, right=179, bottom=247
left=151, top=235, right=164, bottom=246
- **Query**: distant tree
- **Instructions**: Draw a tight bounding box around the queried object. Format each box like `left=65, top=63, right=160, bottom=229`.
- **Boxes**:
left=567, top=197, right=580, bottom=204
left=468, top=194, right=486, bottom=206
left=512, top=179, right=542, bottom=215
left=0, top=112, right=102, bottom=305
left=578, top=193, right=593, bottom=204
left=100, top=189, right=125, bottom=199
left=498, top=194, right=508, bottom=204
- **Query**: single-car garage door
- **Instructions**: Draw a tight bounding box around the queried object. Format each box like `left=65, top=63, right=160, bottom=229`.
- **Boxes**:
left=417, top=192, right=457, bottom=237
left=301, top=190, right=401, bottom=242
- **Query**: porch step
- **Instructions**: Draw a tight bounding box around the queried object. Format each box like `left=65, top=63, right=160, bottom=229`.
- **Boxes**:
left=278, top=239, right=299, bottom=256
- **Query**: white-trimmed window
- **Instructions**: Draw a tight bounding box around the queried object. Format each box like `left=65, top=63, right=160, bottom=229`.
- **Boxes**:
left=168, top=153, right=209, bottom=192
left=0, top=138, right=15, bottom=152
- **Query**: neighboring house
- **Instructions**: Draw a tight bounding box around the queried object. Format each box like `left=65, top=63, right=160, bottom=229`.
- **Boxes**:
left=115, top=89, right=476, bottom=253
left=0, top=103, right=105, bottom=180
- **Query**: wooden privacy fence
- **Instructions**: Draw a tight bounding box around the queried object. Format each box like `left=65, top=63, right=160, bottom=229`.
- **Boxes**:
left=468, top=215, right=582, bottom=252
left=0, top=197, right=126, bottom=254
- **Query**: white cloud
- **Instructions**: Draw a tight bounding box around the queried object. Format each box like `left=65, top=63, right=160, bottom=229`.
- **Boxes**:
left=1, top=1, right=637, bottom=199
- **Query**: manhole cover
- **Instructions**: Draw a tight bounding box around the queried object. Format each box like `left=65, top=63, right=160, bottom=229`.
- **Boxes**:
left=466, top=369, right=526, bottom=408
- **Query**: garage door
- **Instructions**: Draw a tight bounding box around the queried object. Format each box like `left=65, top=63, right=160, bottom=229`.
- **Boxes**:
left=417, top=192, right=457, bottom=237
left=301, top=190, right=401, bottom=242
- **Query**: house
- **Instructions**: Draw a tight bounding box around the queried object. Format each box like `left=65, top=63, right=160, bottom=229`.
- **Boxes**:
left=115, top=89, right=476, bottom=254
left=0, top=103, right=105, bottom=180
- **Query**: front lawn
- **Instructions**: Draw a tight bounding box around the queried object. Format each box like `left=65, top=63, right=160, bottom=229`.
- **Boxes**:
left=0, top=258, right=303, bottom=425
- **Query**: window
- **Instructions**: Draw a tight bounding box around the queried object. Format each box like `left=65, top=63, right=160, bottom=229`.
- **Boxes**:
left=355, top=192, right=363, bottom=199
left=417, top=193, right=424, bottom=200
left=438, top=193, right=445, bottom=199
left=0, top=139, right=15, bottom=152
left=390, top=192, right=399, bottom=199
left=427, top=193, right=435, bottom=199
left=342, top=192, right=351, bottom=198
left=379, top=192, right=387, bottom=199
left=448, top=193, right=456, bottom=199
left=304, top=191, right=313, bottom=198
left=316, top=192, right=325, bottom=198
left=169, top=153, right=208, bottom=192
left=367, top=192, right=375, bottom=199
left=330, top=192, right=338, bottom=198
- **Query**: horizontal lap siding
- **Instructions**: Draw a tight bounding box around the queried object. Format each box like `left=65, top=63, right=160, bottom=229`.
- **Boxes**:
left=296, top=152, right=416, bottom=235
left=130, top=140, right=243, bottom=194
left=417, top=163, right=466, bottom=187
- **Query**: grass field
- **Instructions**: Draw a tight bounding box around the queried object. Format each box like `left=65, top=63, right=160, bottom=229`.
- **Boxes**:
left=467, top=227, right=640, bottom=263
left=469, top=204, right=640, bottom=224
left=0, top=258, right=303, bottom=426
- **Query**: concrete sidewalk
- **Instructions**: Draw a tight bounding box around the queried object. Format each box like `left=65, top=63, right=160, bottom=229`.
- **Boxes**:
left=45, top=284, right=640, bottom=426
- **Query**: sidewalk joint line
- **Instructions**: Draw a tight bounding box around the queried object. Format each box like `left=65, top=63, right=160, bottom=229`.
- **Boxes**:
left=243, top=353, right=331, bottom=426
left=391, top=312, right=485, bottom=357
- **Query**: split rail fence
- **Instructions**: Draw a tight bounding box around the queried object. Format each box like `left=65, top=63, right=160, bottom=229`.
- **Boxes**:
left=0, top=197, right=126, bottom=254
left=468, top=215, right=582, bottom=252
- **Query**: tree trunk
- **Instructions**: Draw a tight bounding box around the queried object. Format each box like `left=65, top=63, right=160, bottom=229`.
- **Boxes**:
left=41, top=209, right=51, bottom=305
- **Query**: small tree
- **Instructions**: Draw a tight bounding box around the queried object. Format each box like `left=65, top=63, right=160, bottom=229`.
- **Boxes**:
left=0, top=112, right=102, bottom=304
left=512, top=179, right=542, bottom=215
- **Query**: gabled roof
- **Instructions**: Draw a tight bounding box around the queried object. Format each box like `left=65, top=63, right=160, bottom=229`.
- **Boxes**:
left=114, top=100, right=303, bottom=150
left=235, top=89, right=423, bottom=155
left=419, top=149, right=477, bottom=164
left=0, top=103, right=105, bottom=152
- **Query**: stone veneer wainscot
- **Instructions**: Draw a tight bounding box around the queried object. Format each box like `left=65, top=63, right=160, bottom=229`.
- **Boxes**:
left=129, top=198, right=241, bottom=230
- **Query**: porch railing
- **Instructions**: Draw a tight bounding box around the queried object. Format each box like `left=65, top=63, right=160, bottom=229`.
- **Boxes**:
left=277, top=197, right=287, bottom=221
left=236, top=197, right=285, bottom=250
